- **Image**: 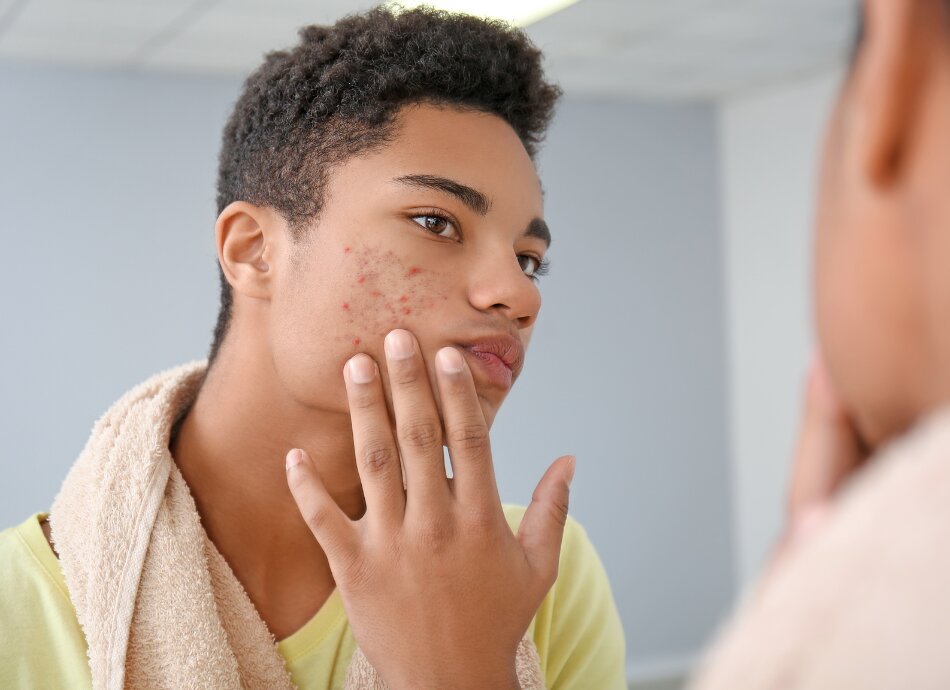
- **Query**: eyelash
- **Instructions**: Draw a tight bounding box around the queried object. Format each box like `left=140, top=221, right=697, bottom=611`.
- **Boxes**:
left=408, top=209, right=550, bottom=281
left=530, top=258, right=551, bottom=281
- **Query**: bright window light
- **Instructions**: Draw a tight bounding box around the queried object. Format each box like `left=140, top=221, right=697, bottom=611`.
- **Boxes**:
left=388, top=0, right=582, bottom=27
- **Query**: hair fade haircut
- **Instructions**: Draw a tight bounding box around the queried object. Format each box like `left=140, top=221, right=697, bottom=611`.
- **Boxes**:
left=208, top=6, right=561, bottom=365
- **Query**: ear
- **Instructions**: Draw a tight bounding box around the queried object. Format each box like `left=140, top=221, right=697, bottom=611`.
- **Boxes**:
left=854, top=0, right=934, bottom=187
left=215, top=201, right=277, bottom=301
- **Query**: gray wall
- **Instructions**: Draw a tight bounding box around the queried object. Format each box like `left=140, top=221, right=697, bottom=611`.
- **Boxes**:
left=0, top=63, right=734, bottom=675
left=494, top=100, right=735, bottom=670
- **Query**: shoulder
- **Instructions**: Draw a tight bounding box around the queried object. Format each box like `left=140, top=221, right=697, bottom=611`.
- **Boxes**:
left=0, top=513, right=63, bottom=594
left=0, top=513, right=91, bottom=688
left=693, top=413, right=950, bottom=689
left=501, top=504, right=627, bottom=690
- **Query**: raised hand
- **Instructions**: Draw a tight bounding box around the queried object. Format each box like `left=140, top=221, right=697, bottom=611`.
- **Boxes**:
left=286, top=329, right=575, bottom=690
left=781, top=352, right=867, bottom=554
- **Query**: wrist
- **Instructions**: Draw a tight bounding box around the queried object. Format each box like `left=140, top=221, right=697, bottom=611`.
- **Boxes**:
left=391, top=658, right=520, bottom=690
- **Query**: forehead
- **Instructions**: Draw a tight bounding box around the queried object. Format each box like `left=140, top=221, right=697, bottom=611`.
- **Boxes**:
left=343, top=103, right=545, bottom=213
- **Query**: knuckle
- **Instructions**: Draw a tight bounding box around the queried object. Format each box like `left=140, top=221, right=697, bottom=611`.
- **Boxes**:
left=553, top=492, right=570, bottom=522
left=390, top=360, right=423, bottom=386
left=538, top=496, right=569, bottom=529
left=461, top=506, right=498, bottom=531
left=416, top=518, right=454, bottom=549
left=337, top=554, right=372, bottom=592
left=400, top=419, right=442, bottom=451
left=303, top=505, right=333, bottom=534
left=448, top=422, right=489, bottom=451
left=359, top=443, right=396, bottom=474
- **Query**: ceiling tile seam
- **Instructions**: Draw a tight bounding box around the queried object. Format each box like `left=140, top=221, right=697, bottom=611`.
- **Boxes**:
left=0, top=0, right=28, bottom=43
left=126, top=0, right=223, bottom=71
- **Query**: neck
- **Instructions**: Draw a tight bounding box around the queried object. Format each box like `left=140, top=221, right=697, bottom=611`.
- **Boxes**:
left=169, top=336, right=363, bottom=637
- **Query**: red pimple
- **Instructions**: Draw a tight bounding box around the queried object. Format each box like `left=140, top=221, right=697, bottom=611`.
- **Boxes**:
left=406, top=266, right=422, bottom=277
left=403, top=307, right=412, bottom=315
left=342, top=302, right=350, bottom=311
left=343, top=246, right=352, bottom=254
left=357, top=275, right=366, bottom=284
left=371, top=290, right=383, bottom=299
left=353, top=337, right=361, bottom=346
left=399, top=295, right=409, bottom=303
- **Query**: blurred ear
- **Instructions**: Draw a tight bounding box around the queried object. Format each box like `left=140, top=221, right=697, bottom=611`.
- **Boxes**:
left=215, top=201, right=277, bottom=301
left=854, top=0, right=933, bottom=187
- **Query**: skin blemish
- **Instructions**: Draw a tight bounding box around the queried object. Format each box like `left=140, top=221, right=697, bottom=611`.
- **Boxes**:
left=399, top=295, right=409, bottom=303
left=371, top=290, right=383, bottom=298
left=357, top=275, right=366, bottom=284
left=403, top=308, right=412, bottom=315
left=353, top=337, right=361, bottom=346
left=344, top=246, right=352, bottom=254
left=406, top=266, right=422, bottom=278
left=342, top=302, right=350, bottom=311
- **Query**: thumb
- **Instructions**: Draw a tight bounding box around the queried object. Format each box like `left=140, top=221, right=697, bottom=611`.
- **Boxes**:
left=517, top=455, right=575, bottom=585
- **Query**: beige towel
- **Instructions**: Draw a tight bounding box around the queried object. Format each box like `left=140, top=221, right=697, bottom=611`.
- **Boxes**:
left=50, top=360, right=545, bottom=689
left=690, top=408, right=950, bottom=690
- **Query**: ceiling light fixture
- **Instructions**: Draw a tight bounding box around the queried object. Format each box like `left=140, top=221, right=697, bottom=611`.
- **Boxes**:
left=388, top=0, right=582, bottom=27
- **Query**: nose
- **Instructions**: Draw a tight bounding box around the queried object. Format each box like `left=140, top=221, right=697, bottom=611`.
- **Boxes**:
left=467, top=246, right=542, bottom=329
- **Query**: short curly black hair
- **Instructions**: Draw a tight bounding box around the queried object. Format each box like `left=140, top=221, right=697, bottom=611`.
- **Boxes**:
left=208, top=5, right=561, bottom=365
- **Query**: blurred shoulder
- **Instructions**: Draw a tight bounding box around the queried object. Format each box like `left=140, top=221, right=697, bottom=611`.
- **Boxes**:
left=693, top=411, right=950, bottom=690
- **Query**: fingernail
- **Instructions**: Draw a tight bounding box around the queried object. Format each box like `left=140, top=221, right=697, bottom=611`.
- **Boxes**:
left=286, top=448, right=304, bottom=471
left=384, top=329, right=414, bottom=360
left=565, top=455, right=576, bottom=486
left=436, top=347, right=464, bottom=374
left=347, top=354, right=376, bottom=384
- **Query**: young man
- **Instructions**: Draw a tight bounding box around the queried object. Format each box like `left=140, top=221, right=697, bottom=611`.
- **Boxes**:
left=0, top=7, right=625, bottom=690
left=692, top=0, right=950, bottom=686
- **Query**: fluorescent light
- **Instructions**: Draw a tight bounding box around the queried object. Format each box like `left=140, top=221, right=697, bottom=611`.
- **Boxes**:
left=388, top=0, right=582, bottom=27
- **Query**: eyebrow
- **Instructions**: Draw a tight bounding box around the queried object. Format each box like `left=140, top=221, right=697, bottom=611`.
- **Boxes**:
left=393, top=174, right=492, bottom=216
left=526, top=217, right=551, bottom=248
left=393, top=173, right=551, bottom=247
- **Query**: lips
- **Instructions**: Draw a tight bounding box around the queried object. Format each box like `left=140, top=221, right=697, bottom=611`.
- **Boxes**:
left=460, top=335, right=525, bottom=390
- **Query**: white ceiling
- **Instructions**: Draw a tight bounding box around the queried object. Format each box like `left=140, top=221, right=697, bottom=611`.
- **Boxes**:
left=0, top=0, right=858, bottom=101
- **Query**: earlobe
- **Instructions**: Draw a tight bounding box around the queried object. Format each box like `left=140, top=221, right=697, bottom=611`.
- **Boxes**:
left=215, top=201, right=275, bottom=301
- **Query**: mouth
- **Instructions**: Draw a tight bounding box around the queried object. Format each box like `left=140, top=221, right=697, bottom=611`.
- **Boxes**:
left=459, top=335, right=525, bottom=390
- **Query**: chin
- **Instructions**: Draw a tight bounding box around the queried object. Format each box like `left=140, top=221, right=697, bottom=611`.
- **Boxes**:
left=853, top=397, right=922, bottom=453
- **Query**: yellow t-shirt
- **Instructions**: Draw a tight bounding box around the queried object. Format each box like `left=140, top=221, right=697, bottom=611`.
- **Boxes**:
left=0, top=506, right=625, bottom=689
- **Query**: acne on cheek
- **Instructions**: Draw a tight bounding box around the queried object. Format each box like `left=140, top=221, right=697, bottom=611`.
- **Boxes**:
left=335, top=246, right=446, bottom=348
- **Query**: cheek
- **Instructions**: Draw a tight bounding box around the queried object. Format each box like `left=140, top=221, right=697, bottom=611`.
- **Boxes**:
left=269, top=287, right=348, bottom=408
left=334, top=246, right=452, bottom=348
left=268, top=244, right=468, bottom=410
left=817, top=198, right=926, bottom=444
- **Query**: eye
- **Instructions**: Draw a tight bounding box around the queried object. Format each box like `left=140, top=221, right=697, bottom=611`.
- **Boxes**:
left=519, top=255, right=550, bottom=280
left=410, top=212, right=460, bottom=240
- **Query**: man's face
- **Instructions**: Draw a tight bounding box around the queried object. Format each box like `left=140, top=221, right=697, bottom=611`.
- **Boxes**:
left=267, top=104, right=548, bottom=427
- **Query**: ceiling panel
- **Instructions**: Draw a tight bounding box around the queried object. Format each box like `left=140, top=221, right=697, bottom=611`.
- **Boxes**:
left=141, top=0, right=378, bottom=72
left=0, top=0, right=860, bottom=101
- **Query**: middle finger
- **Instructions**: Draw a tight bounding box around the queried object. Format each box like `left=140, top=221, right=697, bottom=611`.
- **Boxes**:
left=383, top=329, right=451, bottom=510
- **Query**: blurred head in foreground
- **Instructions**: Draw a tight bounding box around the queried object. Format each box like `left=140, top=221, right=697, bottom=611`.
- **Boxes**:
left=815, top=0, right=950, bottom=449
